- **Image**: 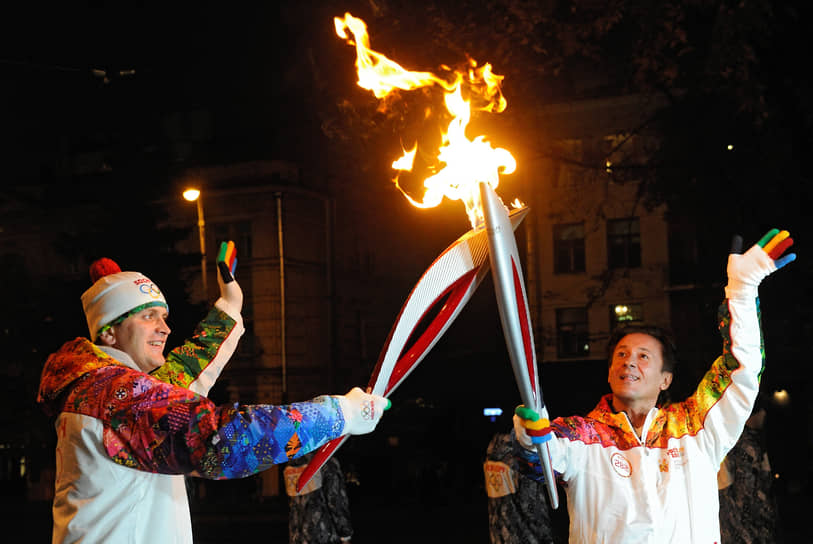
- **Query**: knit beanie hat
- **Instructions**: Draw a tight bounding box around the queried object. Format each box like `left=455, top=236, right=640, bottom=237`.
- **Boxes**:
left=81, top=258, right=168, bottom=341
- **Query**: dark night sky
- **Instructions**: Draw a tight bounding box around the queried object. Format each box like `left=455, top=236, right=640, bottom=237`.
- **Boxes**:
left=1, top=3, right=349, bottom=186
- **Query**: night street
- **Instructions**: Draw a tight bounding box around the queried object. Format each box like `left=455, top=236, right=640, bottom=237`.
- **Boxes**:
left=8, top=484, right=810, bottom=543
left=4, top=1, right=813, bottom=543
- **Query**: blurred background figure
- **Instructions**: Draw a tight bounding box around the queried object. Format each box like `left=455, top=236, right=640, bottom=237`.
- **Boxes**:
left=718, top=395, right=783, bottom=543
left=285, top=452, right=354, bottom=544
left=484, top=431, right=559, bottom=544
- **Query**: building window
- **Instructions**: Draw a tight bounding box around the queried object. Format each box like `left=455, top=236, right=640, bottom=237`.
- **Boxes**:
left=610, top=303, right=644, bottom=330
left=553, top=222, right=586, bottom=274
left=607, top=218, right=641, bottom=268
left=556, top=308, right=590, bottom=359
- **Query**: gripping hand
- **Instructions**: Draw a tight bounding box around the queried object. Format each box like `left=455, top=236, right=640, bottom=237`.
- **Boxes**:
left=513, top=405, right=553, bottom=451
left=216, top=241, right=243, bottom=311
left=338, top=387, right=391, bottom=436
left=726, top=229, right=796, bottom=299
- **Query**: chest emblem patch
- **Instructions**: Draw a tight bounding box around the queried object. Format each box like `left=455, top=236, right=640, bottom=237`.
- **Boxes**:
left=610, top=452, right=632, bottom=478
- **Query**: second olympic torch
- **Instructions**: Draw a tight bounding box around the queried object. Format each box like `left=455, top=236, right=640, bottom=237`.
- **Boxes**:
left=480, top=182, right=559, bottom=509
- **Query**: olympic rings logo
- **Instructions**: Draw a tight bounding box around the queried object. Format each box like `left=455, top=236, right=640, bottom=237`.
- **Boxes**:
left=361, top=400, right=374, bottom=421
left=139, top=283, right=162, bottom=299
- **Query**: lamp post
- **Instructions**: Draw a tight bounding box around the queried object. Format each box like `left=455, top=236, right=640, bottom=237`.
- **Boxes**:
left=183, top=188, right=207, bottom=299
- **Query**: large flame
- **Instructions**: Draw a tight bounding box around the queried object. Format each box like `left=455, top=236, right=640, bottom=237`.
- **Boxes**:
left=335, top=12, right=518, bottom=228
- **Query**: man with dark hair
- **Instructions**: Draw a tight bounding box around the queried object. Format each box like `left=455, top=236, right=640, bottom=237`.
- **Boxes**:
left=513, top=229, right=795, bottom=543
left=604, top=323, right=678, bottom=407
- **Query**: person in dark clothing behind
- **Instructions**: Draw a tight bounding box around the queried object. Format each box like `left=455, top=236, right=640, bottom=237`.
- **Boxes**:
left=285, top=451, right=354, bottom=544
left=718, top=394, right=782, bottom=543
left=484, top=432, right=559, bottom=544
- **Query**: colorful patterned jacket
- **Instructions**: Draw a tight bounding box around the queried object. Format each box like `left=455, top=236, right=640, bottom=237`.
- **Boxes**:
left=519, top=293, right=764, bottom=543
left=38, top=299, right=346, bottom=544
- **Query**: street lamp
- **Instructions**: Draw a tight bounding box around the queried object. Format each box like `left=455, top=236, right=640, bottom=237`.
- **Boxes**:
left=183, top=188, right=207, bottom=299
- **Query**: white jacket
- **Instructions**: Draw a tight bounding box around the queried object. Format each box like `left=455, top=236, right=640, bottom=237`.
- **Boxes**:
left=525, top=292, right=762, bottom=543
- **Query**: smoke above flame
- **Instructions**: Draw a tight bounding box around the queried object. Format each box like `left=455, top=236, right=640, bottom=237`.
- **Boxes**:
left=334, top=12, right=518, bottom=228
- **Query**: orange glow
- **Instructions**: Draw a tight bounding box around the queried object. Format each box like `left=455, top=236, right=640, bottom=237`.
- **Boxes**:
left=182, top=188, right=201, bottom=202
left=335, top=12, right=517, bottom=228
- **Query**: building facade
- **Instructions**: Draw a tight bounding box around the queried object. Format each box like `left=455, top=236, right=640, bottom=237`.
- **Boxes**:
left=521, top=95, right=671, bottom=371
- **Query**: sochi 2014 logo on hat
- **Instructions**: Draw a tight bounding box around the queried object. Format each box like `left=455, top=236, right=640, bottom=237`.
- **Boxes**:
left=134, top=277, right=162, bottom=299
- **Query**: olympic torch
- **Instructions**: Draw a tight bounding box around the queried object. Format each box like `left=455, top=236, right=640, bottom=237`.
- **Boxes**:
left=480, top=182, right=559, bottom=509
left=297, top=207, right=529, bottom=492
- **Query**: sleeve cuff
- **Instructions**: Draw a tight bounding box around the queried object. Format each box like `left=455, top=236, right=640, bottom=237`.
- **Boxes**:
left=214, top=297, right=245, bottom=332
left=724, top=282, right=758, bottom=301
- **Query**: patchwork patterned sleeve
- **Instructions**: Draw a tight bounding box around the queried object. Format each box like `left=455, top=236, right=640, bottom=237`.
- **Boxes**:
left=514, top=433, right=546, bottom=482
left=66, top=366, right=345, bottom=479
left=152, top=307, right=243, bottom=395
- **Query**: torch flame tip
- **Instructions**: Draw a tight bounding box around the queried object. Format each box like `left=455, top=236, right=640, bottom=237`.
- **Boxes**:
left=336, top=13, right=519, bottom=229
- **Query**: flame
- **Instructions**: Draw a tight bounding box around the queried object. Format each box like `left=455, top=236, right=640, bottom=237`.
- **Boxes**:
left=391, top=143, right=417, bottom=171
left=335, top=12, right=517, bottom=228
left=334, top=14, right=456, bottom=98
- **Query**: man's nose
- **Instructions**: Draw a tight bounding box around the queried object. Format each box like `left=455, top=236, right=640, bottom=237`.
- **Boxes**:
left=157, top=318, right=171, bottom=335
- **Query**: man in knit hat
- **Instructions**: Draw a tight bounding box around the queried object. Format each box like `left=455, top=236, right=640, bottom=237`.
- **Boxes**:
left=38, top=250, right=389, bottom=544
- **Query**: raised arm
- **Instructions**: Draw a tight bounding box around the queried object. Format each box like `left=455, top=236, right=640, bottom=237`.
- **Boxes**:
left=154, top=241, right=245, bottom=394
left=677, top=229, right=795, bottom=461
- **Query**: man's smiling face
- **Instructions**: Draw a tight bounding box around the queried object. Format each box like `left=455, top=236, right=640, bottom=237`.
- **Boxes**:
left=106, top=306, right=171, bottom=372
left=608, top=332, right=673, bottom=410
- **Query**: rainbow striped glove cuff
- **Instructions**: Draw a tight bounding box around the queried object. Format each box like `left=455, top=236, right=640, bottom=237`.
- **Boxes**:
left=217, top=241, right=238, bottom=284
left=514, top=405, right=553, bottom=446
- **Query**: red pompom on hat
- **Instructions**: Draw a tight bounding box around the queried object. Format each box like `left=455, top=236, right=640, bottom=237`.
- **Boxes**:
left=89, top=258, right=122, bottom=284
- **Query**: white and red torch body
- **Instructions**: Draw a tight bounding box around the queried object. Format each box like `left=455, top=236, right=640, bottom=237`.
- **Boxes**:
left=297, top=207, right=528, bottom=492
left=480, top=182, right=559, bottom=509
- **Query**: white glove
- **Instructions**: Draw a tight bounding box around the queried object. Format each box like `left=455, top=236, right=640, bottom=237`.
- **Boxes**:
left=338, top=387, right=390, bottom=436
left=513, top=413, right=535, bottom=450
left=513, top=404, right=552, bottom=452
left=216, top=267, right=243, bottom=312
left=726, top=229, right=795, bottom=300
left=214, top=249, right=243, bottom=316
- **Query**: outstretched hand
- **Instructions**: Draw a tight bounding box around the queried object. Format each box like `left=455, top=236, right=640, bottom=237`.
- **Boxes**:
left=726, top=229, right=795, bottom=298
left=338, top=387, right=391, bottom=436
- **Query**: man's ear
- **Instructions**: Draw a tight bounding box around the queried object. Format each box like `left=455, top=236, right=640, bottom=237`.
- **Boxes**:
left=97, top=328, right=116, bottom=346
left=660, top=372, right=674, bottom=391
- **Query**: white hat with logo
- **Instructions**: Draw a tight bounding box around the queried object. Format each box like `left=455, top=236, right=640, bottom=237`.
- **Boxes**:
left=81, top=258, right=168, bottom=341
